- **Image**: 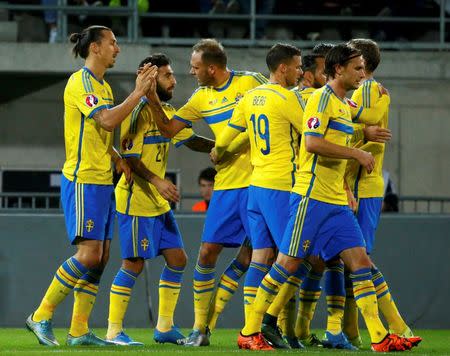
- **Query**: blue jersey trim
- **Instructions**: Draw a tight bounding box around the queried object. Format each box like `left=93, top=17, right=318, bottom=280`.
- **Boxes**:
left=201, top=101, right=235, bottom=114
left=143, top=135, right=171, bottom=144
left=173, top=115, right=192, bottom=128
left=353, top=106, right=364, bottom=122
left=306, top=155, right=318, bottom=197
left=72, top=113, right=85, bottom=181
left=122, top=153, right=141, bottom=158
left=228, top=122, right=246, bottom=132
left=214, top=71, right=235, bottom=92
left=88, top=104, right=110, bottom=119
left=204, top=108, right=234, bottom=125
left=304, top=132, right=323, bottom=137
left=289, top=125, right=296, bottom=187
left=174, top=134, right=196, bottom=148
left=83, top=66, right=104, bottom=85
left=328, top=120, right=354, bottom=134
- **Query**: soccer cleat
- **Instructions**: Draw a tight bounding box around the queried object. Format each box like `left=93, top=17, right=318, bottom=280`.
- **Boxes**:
left=322, top=331, right=358, bottom=350
left=238, top=332, right=274, bottom=351
left=67, top=330, right=115, bottom=346
left=283, top=335, right=305, bottom=349
left=261, top=323, right=290, bottom=349
left=154, top=326, right=185, bottom=345
left=26, top=313, right=59, bottom=346
left=371, top=333, right=413, bottom=352
left=300, top=333, right=323, bottom=347
left=407, top=336, right=422, bottom=347
left=107, top=331, right=144, bottom=346
left=183, top=327, right=210, bottom=347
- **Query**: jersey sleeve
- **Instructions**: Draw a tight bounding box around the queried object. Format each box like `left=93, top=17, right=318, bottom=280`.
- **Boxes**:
left=351, top=81, right=389, bottom=124
left=172, top=127, right=196, bottom=148
left=120, top=98, right=148, bottom=158
left=302, top=91, right=330, bottom=137
left=227, top=97, right=247, bottom=132
left=70, top=75, right=113, bottom=119
left=285, top=91, right=305, bottom=133
left=172, top=90, right=203, bottom=127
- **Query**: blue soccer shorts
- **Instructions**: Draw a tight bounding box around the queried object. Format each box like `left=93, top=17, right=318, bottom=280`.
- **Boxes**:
left=356, top=197, right=383, bottom=254
left=61, top=174, right=115, bottom=244
left=201, top=188, right=250, bottom=247
left=117, top=210, right=183, bottom=260
left=280, top=193, right=366, bottom=262
left=247, top=185, right=290, bottom=249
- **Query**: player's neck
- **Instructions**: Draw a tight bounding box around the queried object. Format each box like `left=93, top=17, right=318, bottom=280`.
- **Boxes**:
left=84, top=58, right=106, bottom=81
left=364, top=72, right=374, bottom=80
left=269, top=73, right=288, bottom=88
left=327, top=79, right=346, bottom=99
left=213, top=69, right=231, bottom=88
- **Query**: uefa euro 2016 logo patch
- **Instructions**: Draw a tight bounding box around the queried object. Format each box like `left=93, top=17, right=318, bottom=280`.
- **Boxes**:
left=122, top=138, right=133, bottom=151
left=307, top=117, right=320, bottom=130
left=85, top=94, right=99, bottom=107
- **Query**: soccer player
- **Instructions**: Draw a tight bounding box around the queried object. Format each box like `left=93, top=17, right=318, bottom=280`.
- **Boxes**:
left=212, top=43, right=305, bottom=351
left=106, top=53, right=215, bottom=346
left=237, top=43, right=418, bottom=352
left=26, top=25, right=156, bottom=346
left=146, top=38, right=267, bottom=346
left=343, top=38, right=420, bottom=346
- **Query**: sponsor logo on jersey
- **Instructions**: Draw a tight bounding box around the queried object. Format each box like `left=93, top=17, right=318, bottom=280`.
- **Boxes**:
left=307, top=117, right=320, bottom=130
left=85, top=94, right=98, bottom=107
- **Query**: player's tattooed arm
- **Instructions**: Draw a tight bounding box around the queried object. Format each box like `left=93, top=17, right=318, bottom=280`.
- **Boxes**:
left=184, top=135, right=215, bottom=153
left=109, top=146, right=132, bottom=183
left=126, top=156, right=180, bottom=202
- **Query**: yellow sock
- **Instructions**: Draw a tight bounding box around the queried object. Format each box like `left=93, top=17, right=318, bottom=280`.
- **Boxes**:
left=193, top=279, right=215, bottom=333
left=207, top=274, right=238, bottom=330
left=34, top=257, right=88, bottom=322
left=352, top=278, right=387, bottom=343
left=243, top=286, right=258, bottom=326
left=343, top=286, right=360, bottom=340
left=295, top=289, right=321, bottom=339
left=70, top=281, right=98, bottom=337
left=372, top=269, right=408, bottom=335
left=106, top=268, right=138, bottom=340
left=326, top=295, right=345, bottom=334
left=266, top=275, right=301, bottom=318
left=242, top=263, right=289, bottom=335
left=278, top=297, right=296, bottom=337
left=156, top=265, right=184, bottom=332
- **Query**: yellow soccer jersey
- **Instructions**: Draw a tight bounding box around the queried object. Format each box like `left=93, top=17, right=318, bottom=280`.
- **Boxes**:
left=62, top=67, right=114, bottom=184
left=173, top=70, right=267, bottom=190
left=115, top=99, right=195, bottom=217
left=293, top=84, right=354, bottom=205
left=228, top=83, right=305, bottom=191
left=295, top=86, right=316, bottom=103
left=348, top=79, right=389, bottom=198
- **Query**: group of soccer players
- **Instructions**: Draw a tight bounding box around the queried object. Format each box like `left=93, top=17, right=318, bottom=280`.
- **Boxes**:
left=25, top=24, right=422, bottom=352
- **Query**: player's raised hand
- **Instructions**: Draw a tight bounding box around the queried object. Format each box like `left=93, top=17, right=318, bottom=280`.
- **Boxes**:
left=355, top=149, right=375, bottom=174
left=116, top=158, right=133, bottom=184
left=135, top=63, right=158, bottom=96
left=363, top=126, right=392, bottom=143
left=152, top=176, right=180, bottom=203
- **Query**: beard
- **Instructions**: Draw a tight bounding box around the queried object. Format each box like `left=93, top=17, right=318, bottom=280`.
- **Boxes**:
left=156, top=84, right=173, bottom=102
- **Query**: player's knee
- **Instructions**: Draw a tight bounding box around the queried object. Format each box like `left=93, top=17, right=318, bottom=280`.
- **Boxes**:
left=171, top=250, right=188, bottom=269
left=277, top=253, right=301, bottom=275
left=198, top=244, right=221, bottom=266
left=123, top=258, right=144, bottom=275
left=236, top=247, right=252, bottom=269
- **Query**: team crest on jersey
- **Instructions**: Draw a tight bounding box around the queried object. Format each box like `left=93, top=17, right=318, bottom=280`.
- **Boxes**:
left=307, top=117, right=320, bottom=130
left=346, top=98, right=358, bottom=108
left=122, top=138, right=133, bottom=151
left=235, top=92, right=243, bottom=102
left=85, top=94, right=98, bottom=108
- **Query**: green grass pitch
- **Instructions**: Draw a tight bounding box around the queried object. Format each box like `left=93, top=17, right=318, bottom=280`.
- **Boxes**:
left=1, top=328, right=449, bottom=355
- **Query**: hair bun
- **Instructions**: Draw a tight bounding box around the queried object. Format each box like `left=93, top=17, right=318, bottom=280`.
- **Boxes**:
left=69, top=32, right=82, bottom=43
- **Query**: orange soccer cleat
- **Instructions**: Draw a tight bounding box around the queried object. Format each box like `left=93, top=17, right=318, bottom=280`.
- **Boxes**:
left=407, top=336, right=422, bottom=347
left=238, top=332, right=274, bottom=351
left=371, top=333, right=414, bottom=352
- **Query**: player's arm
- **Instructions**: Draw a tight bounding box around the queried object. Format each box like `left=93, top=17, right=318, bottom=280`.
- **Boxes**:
left=305, top=135, right=375, bottom=173
left=184, top=135, right=215, bottom=153
left=352, top=95, right=390, bottom=125
left=109, top=146, right=132, bottom=183
left=352, top=125, right=392, bottom=144
left=125, top=156, right=180, bottom=203
left=92, top=64, right=157, bottom=131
